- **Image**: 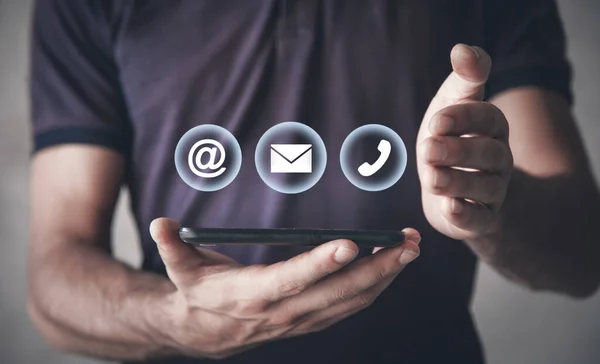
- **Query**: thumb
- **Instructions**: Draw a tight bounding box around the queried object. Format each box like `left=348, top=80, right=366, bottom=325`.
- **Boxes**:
left=434, top=44, right=492, bottom=105
left=149, top=218, right=236, bottom=282
left=150, top=218, right=204, bottom=273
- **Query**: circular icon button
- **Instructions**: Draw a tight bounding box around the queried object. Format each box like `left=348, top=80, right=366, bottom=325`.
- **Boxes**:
left=255, top=121, right=327, bottom=194
left=175, top=124, right=242, bottom=192
left=340, top=124, right=407, bottom=192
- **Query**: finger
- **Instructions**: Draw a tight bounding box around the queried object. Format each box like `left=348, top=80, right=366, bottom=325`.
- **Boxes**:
left=291, top=273, right=397, bottom=336
left=373, top=227, right=421, bottom=254
left=428, top=102, right=509, bottom=139
left=149, top=218, right=235, bottom=281
left=421, top=165, right=507, bottom=208
left=150, top=218, right=202, bottom=270
left=419, top=136, right=512, bottom=174
left=435, top=44, right=492, bottom=103
left=257, top=239, right=360, bottom=302
left=277, top=238, right=420, bottom=317
left=441, top=197, right=498, bottom=236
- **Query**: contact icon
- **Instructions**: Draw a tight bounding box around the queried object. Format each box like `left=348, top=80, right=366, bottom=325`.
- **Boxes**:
left=255, top=121, right=327, bottom=194
left=340, top=124, right=407, bottom=192
left=188, top=139, right=227, bottom=178
left=175, top=125, right=242, bottom=192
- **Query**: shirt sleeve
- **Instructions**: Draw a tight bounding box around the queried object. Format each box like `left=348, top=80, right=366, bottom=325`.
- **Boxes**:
left=483, top=0, right=573, bottom=104
left=30, top=0, right=132, bottom=154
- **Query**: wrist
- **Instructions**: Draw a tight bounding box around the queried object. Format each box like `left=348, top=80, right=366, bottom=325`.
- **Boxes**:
left=156, top=289, right=231, bottom=359
left=146, top=285, right=212, bottom=358
left=462, top=210, right=506, bottom=263
left=133, top=279, right=183, bottom=359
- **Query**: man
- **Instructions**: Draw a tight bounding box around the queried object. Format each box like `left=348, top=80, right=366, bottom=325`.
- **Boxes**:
left=27, top=1, right=600, bottom=363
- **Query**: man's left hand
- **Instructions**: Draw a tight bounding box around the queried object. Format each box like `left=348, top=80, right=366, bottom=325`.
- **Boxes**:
left=417, top=44, right=514, bottom=241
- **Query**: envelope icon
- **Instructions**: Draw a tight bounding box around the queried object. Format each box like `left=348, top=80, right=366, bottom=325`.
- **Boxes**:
left=270, top=144, right=313, bottom=173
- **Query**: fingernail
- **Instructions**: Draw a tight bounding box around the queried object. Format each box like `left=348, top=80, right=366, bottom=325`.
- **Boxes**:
left=469, top=45, right=480, bottom=60
left=451, top=199, right=463, bottom=214
left=399, top=249, right=420, bottom=265
left=434, top=170, right=451, bottom=188
left=334, top=246, right=358, bottom=264
left=427, top=140, right=447, bottom=162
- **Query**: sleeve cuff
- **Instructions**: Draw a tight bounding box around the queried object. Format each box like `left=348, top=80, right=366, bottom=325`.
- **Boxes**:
left=485, top=65, right=574, bottom=105
left=33, top=126, right=131, bottom=155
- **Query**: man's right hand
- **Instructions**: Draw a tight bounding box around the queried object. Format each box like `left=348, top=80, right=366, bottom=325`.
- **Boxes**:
left=150, top=218, right=421, bottom=359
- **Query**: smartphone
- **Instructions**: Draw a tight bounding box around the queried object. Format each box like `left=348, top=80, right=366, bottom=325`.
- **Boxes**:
left=179, top=227, right=405, bottom=248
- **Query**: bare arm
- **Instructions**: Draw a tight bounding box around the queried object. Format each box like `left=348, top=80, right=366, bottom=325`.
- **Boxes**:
left=28, top=145, right=422, bottom=361
left=475, top=88, right=600, bottom=296
left=417, top=44, right=600, bottom=298
left=27, top=145, right=177, bottom=360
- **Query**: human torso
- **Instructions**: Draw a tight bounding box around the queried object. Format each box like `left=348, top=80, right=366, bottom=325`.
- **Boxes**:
left=113, top=1, right=484, bottom=362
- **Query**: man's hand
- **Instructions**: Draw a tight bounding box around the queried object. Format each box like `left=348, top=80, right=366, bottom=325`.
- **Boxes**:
left=150, top=218, right=421, bottom=359
left=417, top=44, right=513, bottom=241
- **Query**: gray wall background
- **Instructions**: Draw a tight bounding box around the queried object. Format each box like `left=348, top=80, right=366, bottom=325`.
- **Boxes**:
left=1, top=0, right=598, bottom=363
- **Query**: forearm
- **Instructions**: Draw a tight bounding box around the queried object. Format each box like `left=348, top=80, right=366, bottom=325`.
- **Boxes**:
left=465, top=168, right=600, bottom=297
left=28, top=240, right=180, bottom=361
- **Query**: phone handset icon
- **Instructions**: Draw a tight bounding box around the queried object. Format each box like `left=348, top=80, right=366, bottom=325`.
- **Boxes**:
left=358, top=139, right=392, bottom=177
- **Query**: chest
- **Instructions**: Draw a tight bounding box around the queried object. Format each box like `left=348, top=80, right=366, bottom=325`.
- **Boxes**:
left=113, top=0, right=484, bottom=131
left=114, top=0, right=484, bottom=230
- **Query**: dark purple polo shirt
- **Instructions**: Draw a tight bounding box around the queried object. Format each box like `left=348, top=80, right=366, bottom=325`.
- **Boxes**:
left=30, top=1, right=572, bottom=363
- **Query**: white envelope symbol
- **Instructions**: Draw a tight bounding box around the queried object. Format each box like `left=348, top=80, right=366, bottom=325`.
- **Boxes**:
left=270, top=144, right=313, bottom=173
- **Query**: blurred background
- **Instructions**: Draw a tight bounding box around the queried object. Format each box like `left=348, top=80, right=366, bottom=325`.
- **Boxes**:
left=1, top=1, right=599, bottom=363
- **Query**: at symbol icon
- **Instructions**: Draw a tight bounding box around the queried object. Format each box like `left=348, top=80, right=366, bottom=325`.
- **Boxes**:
left=188, top=139, right=227, bottom=178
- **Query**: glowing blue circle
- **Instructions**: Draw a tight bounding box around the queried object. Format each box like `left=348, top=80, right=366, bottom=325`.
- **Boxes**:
left=174, top=124, right=242, bottom=192
left=255, top=122, right=327, bottom=194
left=340, top=124, right=407, bottom=192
